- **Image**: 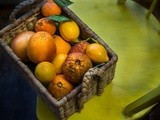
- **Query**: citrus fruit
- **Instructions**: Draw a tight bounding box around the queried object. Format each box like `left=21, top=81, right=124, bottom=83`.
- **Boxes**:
left=59, top=20, right=80, bottom=42
left=52, top=54, right=67, bottom=74
left=53, top=35, right=71, bottom=54
left=41, top=0, right=61, bottom=17
left=27, top=31, right=56, bottom=64
left=10, top=31, right=35, bottom=62
left=35, top=17, right=56, bottom=35
left=48, top=74, right=74, bottom=100
left=63, top=52, right=92, bottom=84
left=86, top=43, right=109, bottom=63
left=35, top=61, right=56, bottom=83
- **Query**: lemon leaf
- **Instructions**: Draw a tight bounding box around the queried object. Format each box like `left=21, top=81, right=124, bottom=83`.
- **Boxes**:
left=86, top=37, right=98, bottom=43
left=47, top=15, right=70, bottom=23
left=54, top=0, right=73, bottom=7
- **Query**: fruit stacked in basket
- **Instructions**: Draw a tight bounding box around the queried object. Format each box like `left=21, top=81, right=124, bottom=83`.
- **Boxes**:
left=10, top=0, right=110, bottom=100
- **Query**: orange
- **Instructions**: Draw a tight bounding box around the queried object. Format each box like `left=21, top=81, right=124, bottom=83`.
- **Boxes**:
left=35, top=61, right=56, bottom=83
left=52, top=54, right=67, bottom=74
left=48, top=74, right=74, bottom=100
left=27, top=31, right=56, bottom=64
left=86, top=43, right=109, bottom=63
left=53, top=35, right=71, bottom=54
left=10, top=31, right=35, bottom=62
left=59, top=20, right=80, bottom=42
left=41, top=0, right=61, bottom=17
left=35, top=17, right=56, bottom=35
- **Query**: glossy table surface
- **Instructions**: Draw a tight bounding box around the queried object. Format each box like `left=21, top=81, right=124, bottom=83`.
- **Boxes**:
left=37, top=0, right=160, bottom=119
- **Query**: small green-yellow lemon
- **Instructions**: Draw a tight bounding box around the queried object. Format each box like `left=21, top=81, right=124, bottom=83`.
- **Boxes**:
left=35, top=61, right=56, bottom=83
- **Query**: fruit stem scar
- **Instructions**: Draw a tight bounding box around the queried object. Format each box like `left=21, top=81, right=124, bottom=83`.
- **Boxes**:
left=41, top=33, right=45, bottom=38
left=57, top=82, right=63, bottom=88
left=37, top=21, right=42, bottom=26
left=75, top=59, right=81, bottom=65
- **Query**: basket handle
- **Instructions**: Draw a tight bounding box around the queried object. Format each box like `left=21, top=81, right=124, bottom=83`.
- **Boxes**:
left=77, top=63, right=108, bottom=110
left=9, top=0, right=43, bottom=22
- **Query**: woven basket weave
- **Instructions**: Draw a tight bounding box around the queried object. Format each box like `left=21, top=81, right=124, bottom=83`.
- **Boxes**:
left=0, top=0, right=118, bottom=119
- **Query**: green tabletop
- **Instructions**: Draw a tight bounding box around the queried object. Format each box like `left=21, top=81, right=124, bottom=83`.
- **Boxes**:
left=36, top=0, right=160, bottom=119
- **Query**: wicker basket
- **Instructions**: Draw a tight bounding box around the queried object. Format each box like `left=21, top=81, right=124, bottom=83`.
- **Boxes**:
left=0, top=0, right=118, bottom=119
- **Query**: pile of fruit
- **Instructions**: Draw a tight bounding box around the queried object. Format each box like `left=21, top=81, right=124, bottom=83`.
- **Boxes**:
left=10, top=0, right=109, bottom=100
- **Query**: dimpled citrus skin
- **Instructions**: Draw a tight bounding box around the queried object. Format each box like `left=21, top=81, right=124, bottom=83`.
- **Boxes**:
left=53, top=35, right=71, bottom=54
left=35, top=61, right=56, bottom=83
left=27, top=31, right=56, bottom=64
left=52, top=54, right=67, bottom=74
left=35, top=17, right=56, bottom=35
left=86, top=43, right=109, bottom=63
left=41, top=0, right=61, bottom=17
left=48, top=74, right=74, bottom=100
left=59, top=20, right=80, bottom=42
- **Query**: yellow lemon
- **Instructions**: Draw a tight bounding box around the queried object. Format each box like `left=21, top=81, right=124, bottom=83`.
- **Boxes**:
left=86, top=43, right=109, bottom=64
left=52, top=54, right=67, bottom=74
left=59, top=20, right=80, bottom=42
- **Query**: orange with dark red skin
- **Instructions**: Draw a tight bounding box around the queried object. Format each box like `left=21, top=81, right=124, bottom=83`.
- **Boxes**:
left=63, top=52, right=92, bottom=84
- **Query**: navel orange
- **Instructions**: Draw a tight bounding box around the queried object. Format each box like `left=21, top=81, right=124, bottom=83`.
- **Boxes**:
left=48, top=74, right=74, bottom=100
left=41, top=0, right=61, bottom=17
left=27, top=31, right=56, bottom=64
left=35, top=17, right=56, bottom=35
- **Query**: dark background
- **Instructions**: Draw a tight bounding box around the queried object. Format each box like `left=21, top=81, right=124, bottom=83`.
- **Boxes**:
left=0, top=0, right=159, bottom=120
